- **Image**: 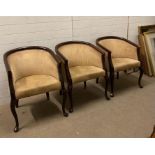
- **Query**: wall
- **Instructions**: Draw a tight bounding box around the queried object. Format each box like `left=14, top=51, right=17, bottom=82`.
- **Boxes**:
left=72, top=16, right=128, bottom=42
left=128, top=16, right=155, bottom=42
left=0, top=16, right=155, bottom=105
left=0, top=16, right=72, bottom=105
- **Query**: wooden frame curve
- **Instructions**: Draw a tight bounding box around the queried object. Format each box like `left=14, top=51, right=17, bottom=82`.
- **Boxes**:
left=96, top=36, right=143, bottom=97
left=55, top=41, right=109, bottom=112
left=4, top=46, right=68, bottom=132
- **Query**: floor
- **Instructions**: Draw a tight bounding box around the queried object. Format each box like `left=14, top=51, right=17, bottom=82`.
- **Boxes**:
left=0, top=72, right=155, bottom=137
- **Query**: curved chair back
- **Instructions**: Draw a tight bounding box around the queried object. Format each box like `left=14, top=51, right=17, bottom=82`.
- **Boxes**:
left=4, top=46, right=59, bottom=84
left=96, top=36, right=139, bottom=60
left=56, top=41, right=104, bottom=68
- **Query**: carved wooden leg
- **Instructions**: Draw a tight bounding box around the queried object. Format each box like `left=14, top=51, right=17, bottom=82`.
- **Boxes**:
left=110, top=70, right=114, bottom=97
left=68, top=85, right=73, bottom=113
left=46, top=92, right=50, bottom=100
left=10, top=99, right=19, bottom=132
left=116, top=72, right=119, bottom=79
left=15, top=99, right=19, bottom=108
left=105, top=76, right=110, bottom=100
left=138, top=67, right=143, bottom=88
left=84, top=81, right=87, bottom=89
left=62, top=89, right=68, bottom=117
left=96, top=78, right=99, bottom=84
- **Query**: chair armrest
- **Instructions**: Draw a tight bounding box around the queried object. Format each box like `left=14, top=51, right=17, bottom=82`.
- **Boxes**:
left=6, top=70, right=16, bottom=98
left=55, top=47, right=72, bottom=84
left=3, top=53, right=16, bottom=97
left=90, top=44, right=107, bottom=71
left=55, top=47, right=68, bottom=63
left=96, top=41, right=113, bottom=70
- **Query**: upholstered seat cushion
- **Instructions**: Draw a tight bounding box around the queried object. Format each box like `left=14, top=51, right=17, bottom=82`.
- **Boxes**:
left=15, top=75, right=61, bottom=99
left=112, top=58, right=140, bottom=71
left=69, top=66, right=105, bottom=83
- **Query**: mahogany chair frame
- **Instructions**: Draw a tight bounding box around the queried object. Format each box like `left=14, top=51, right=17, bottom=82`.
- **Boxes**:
left=55, top=41, right=110, bottom=113
left=96, top=36, right=143, bottom=97
left=4, top=46, right=68, bottom=132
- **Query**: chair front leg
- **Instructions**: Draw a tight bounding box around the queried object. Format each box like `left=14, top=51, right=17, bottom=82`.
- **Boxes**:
left=10, top=98, right=19, bottom=132
left=62, top=89, right=68, bottom=117
left=68, top=84, right=73, bottom=113
left=138, top=67, right=143, bottom=88
left=110, top=69, right=115, bottom=97
left=104, top=75, right=110, bottom=100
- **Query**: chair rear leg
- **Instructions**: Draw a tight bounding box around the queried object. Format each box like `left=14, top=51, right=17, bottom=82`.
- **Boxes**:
left=138, top=67, right=143, bottom=88
left=10, top=99, right=19, bottom=132
left=62, top=89, right=68, bottom=117
left=96, top=78, right=99, bottom=84
left=84, top=81, right=87, bottom=89
left=46, top=92, right=50, bottom=100
left=116, top=72, right=119, bottom=79
left=68, top=85, right=73, bottom=113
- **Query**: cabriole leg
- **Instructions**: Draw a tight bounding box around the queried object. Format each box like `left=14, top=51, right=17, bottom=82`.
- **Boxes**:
left=62, top=89, right=68, bottom=117
left=68, top=85, right=73, bottom=113
left=10, top=99, right=19, bottom=132
left=105, top=76, right=110, bottom=100
left=110, top=70, right=114, bottom=97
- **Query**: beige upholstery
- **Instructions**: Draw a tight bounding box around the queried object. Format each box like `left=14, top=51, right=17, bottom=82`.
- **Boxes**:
left=98, top=39, right=138, bottom=60
left=70, top=66, right=105, bottom=83
left=8, top=49, right=59, bottom=84
left=7, top=49, right=60, bottom=99
left=58, top=43, right=105, bottom=84
left=15, top=75, right=61, bottom=99
left=58, top=44, right=103, bottom=68
left=112, top=58, right=140, bottom=71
